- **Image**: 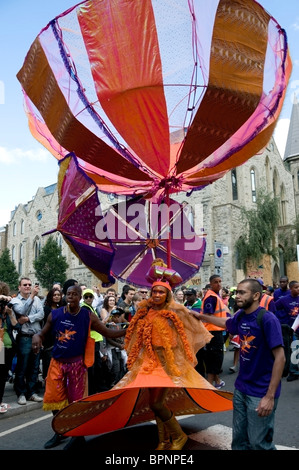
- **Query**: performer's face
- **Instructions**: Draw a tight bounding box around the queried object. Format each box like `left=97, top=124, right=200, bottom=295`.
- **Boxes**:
left=66, top=286, right=81, bottom=310
left=152, top=286, right=168, bottom=307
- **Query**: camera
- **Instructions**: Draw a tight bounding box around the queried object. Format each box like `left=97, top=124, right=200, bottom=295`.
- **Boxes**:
left=0, top=299, right=13, bottom=317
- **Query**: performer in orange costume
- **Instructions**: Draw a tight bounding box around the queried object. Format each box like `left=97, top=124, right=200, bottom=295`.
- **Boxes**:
left=53, top=263, right=233, bottom=450
left=124, top=278, right=214, bottom=450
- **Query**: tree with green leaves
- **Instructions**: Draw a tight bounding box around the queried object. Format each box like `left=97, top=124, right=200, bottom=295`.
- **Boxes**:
left=0, top=248, right=19, bottom=291
left=279, top=214, right=299, bottom=264
left=235, top=190, right=280, bottom=274
left=34, top=236, right=68, bottom=290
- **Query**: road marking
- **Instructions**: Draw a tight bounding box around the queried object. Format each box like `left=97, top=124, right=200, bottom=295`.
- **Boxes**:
left=0, top=414, right=52, bottom=437
left=189, top=424, right=232, bottom=450
left=189, top=424, right=299, bottom=450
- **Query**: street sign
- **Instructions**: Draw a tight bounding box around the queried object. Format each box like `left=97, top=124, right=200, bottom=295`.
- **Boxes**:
left=214, top=266, right=223, bottom=277
left=214, top=242, right=223, bottom=267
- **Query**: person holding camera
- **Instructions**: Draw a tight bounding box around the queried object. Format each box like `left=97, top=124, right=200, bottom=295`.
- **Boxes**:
left=0, top=281, right=20, bottom=413
left=10, top=277, right=44, bottom=405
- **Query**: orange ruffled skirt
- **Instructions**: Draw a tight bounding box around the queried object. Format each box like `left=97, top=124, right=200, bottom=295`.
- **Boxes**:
left=52, top=305, right=233, bottom=437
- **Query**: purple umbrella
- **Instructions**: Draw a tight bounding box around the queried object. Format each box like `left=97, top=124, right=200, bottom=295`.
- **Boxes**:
left=44, top=154, right=116, bottom=286
left=103, top=196, right=206, bottom=287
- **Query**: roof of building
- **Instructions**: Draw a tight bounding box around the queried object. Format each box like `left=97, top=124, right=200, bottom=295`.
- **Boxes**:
left=284, top=94, right=299, bottom=161
left=44, top=183, right=57, bottom=195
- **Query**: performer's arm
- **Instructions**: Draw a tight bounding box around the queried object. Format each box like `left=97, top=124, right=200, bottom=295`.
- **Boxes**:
left=91, top=312, right=126, bottom=338
left=256, top=346, right=285, bottom=417
left=192, top=311, right=228, bottom=329
left=32, top=312, right=53, bottom=351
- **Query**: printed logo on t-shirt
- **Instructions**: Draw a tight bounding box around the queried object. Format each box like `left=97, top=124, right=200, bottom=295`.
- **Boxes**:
left=290, top=306, right=299, bottom=317
left=240, top=334, right=257, bottom=354
left=57, top=329, right=77, bottom=343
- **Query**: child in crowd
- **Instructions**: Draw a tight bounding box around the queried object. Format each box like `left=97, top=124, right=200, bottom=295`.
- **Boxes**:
left=106, top=308, right=128, bottom=387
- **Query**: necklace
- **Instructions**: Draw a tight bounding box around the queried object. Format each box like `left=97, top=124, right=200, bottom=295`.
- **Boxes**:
left=65, top=305, right=81, bottom=316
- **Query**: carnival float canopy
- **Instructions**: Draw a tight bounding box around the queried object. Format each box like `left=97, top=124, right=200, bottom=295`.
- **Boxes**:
left=17, top=0, right=292, bottom=285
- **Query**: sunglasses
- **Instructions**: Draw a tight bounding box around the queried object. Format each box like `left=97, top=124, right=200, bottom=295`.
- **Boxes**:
left=22, top=284, right=32, bottom=287
left=140, top=291, right=147, bottom=294
left=84, top=295, right=93, bottom=299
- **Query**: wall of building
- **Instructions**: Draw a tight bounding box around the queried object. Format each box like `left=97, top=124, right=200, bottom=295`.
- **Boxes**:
left=0, top=226, right=7, bottom=256
left=287, top=262, right=299, bottom=283
left=175, top=137, right=297, bottom=288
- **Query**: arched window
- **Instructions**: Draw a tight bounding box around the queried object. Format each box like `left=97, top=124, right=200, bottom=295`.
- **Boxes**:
left=56, top=234, right=63, bottom=252
left=273, top=169, right=279, bottom=197
left=13, top=222, right=16, bottom=236
left=278, top=245, right=286, bottom=277
left=250, top=168, right=256, bottom=202
left=280, top=184, right=287, bottom=225
left=34, top=238, right=41, bottom=260
left=20, top=219, right=24, bottom=234
left=181, top=201, right=197, bottom=241
left=231, top=169, right=238, bottom=200
left=18, top=243, right=23, bottom=274
left=185, top=204, right=194, bottom=227
left=235, top=238, right=243, bottom=270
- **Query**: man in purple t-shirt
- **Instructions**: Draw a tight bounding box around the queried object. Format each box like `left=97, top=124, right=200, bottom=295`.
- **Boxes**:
left=275, top=280, right=299, bottom=382
left=274, top=281, right=299, bottom=327
left=273, top=276, right=289, bottom=302
left=196, top=278, right=285, bottom=450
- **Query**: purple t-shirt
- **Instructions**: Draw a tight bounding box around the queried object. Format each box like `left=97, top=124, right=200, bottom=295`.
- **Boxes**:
left=203, top=295, right=217, bottom=314
left=275, top=294, right=299, bottom=326
left=273, top=288, right=289, bottom=302
left=51, top=306, right=91, bottom=360
left=226, top=307, right=283, bottom=398
left=203, top=294, right=231, bottom=317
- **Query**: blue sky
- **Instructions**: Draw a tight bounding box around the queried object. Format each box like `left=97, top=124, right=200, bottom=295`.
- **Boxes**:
left=0, top=0, right=298, bottom=227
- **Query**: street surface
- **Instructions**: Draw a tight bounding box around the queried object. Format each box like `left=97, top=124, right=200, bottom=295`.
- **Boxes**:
left=0, top=348, right=298, bottom=455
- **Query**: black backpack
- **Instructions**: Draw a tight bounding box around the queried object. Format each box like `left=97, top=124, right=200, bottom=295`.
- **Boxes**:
left=237, top=308, right=292, bottom=377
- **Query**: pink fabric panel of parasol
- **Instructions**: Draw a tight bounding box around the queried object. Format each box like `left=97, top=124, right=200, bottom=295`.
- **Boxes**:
left=17, top=0, right=292, bottom=199
left=52, top=154, right=116, bottom=286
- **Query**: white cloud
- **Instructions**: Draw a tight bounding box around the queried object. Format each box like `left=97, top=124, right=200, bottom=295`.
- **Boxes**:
left=0, top=146, right=49, bottom=164
left=0, top=146, right=59, bottom=227
left=273, top=118, right=290, bottom=157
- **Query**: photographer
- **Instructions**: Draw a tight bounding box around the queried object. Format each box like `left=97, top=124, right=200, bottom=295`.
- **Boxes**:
left=10, top=277, right=44, bottom=405
left=0, top=281, right=20, bottom=413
